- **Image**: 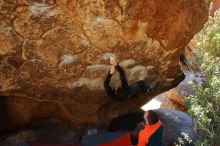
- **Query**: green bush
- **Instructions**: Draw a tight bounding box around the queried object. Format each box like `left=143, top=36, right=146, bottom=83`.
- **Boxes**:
left=186, top=54, right=220, bottom=146
left=196, top=10, right=220, bottom=56
left=185, top=10, right=220, bottom=146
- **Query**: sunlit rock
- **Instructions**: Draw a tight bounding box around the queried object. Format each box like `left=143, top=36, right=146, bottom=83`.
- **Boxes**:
left=0, top=0, right=209, bottom=131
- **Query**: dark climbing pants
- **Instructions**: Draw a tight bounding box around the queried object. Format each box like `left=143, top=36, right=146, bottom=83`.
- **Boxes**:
left=128, top=81, right=149, bottom=99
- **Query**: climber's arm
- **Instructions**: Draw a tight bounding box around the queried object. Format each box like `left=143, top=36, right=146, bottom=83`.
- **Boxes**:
left=115, top=64, right=129, bottom=90
left=104, top=72, right=118, bottom=99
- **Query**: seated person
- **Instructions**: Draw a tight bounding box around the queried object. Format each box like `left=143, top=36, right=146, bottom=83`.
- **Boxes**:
left=137, top=110, right=163, bottom=146
left=104, top=57, right=150, bottom=101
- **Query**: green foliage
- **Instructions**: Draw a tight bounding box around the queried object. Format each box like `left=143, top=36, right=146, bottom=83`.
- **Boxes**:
left=186, top=54, right=220, bottom=146
left=174, top=132, right=193, bottom=146
left=195, top=10, right=220, bottom=56
left=185, top=10, right=220, bottom=146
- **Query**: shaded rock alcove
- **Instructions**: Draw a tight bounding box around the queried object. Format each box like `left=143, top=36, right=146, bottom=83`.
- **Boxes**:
left=0, top=109, right=197, bottom=146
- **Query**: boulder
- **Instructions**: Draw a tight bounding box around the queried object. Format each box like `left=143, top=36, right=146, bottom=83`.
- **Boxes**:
left=166, top=70, right=203, bottom=105
left=0, top=0, right=209, bottom=131
left=154, top=94, right=184, bottom=110
left=155, top=108, right=197, bottom=146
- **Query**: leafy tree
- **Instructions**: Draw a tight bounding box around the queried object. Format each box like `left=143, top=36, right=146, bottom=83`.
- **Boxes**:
left=185, top=10, right=220, bottom=146
left=196, top=10, right=220, bottom=56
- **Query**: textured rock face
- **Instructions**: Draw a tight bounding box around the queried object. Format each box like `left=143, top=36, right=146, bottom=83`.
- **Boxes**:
left=153, top=93, right=185, bottom=110
left=0, top=119, right=81, bottom=146
left=155, top=109, right=197, bottom=145
left=165, top=70, right=203, bottom=106
left=0, top=0, right=208, bottom=131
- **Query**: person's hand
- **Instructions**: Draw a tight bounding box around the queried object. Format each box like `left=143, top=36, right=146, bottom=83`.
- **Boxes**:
left=110, top=57, right=118, bottom=66
left=110, top=66, right=115, bottom=75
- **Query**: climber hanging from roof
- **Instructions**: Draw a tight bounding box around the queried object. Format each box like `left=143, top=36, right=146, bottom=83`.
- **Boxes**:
left=104, top=57, right=150, bottom=101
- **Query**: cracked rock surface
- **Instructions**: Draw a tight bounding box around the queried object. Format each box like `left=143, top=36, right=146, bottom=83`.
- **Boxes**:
left=0, top=0, right=208, bottom=131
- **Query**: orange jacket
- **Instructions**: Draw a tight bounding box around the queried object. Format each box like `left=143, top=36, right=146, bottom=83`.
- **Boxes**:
left=137, top=120, right=162, bottom=146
